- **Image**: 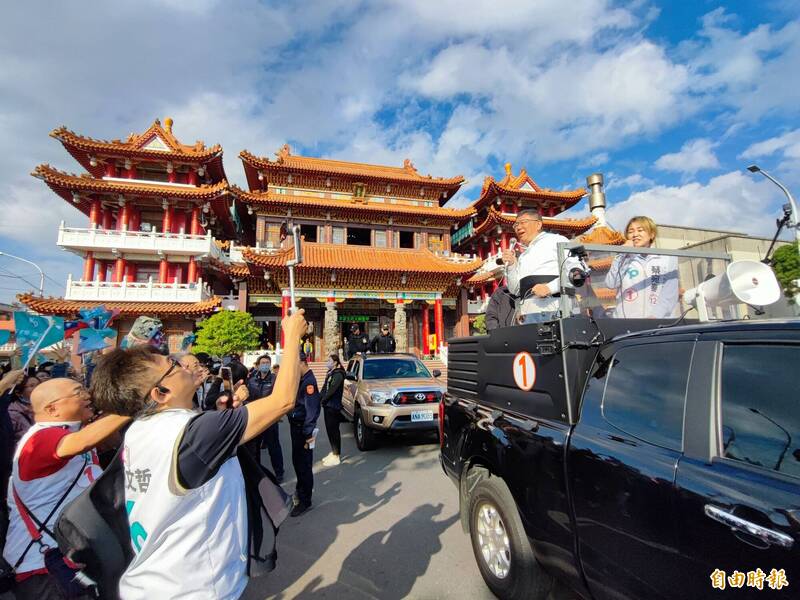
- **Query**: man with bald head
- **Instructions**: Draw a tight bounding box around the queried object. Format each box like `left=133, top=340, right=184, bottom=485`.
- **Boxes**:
left=4, top=378, right=130, bottom=599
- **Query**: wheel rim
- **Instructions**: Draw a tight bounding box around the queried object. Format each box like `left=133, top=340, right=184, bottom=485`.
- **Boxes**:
left=356, top=414, right=363, bottom=443
left=475, top=502, right=511, bottom=579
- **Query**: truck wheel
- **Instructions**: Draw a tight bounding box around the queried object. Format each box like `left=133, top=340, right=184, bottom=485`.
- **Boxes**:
left=468, top=478, right=552, bottom=600
left=354, top=408, right=378, bottom=451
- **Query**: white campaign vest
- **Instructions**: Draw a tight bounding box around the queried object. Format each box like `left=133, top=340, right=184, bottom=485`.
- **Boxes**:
left=119, top=409, right=248, bottom=600
left=3, top=422, right=102, bottom=573
left=605, top=253, right=680, bottom=319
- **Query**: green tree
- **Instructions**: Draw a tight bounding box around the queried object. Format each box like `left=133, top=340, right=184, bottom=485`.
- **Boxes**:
left=772, top=242, right=800, bottom=304
left=193, top=310, right=261, bottom=356
left=472, top=313, right=487, bottom=335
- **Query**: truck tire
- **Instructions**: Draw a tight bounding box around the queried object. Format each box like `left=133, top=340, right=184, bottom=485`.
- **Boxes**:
left=354, top=407, right=378, bottom=451
left=468, top=478, right=552, bottom=600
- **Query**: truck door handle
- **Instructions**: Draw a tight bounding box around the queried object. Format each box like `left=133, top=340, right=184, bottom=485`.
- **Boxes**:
left=704, top=505, right=794, bottom=549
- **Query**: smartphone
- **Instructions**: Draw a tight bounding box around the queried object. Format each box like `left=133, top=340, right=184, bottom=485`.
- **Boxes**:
left=220, top=366, right=232, bottom=381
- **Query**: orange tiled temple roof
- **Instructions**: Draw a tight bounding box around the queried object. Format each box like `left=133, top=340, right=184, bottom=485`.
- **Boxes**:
left=579, top=226, right=626, bottom=246
left=470, top=207, right=597, bottom=237
left=51, top=118, right=226, bottom=181
left=230, top=186, right=474, bottom=222
left=240, top=146, right=465, bottom=188
left=33, top=164, right=229, bottom=200
left=18, top=294, right=221, bottom=318
left=241, top=243, right=482, bottom=275
left=52, top=119, right=222, bottom=161
left=471, top=164, right=585, bottom=211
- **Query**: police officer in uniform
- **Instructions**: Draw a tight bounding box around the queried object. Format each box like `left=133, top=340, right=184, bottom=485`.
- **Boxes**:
left=345, top=323, right=369, bottom=359
left=370, top=323, right=396, bottom=353
left=288, top=351, right=321, bottom=517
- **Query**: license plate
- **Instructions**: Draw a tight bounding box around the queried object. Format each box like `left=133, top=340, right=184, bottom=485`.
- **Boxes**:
left=411, top=410, right=434, bottom=422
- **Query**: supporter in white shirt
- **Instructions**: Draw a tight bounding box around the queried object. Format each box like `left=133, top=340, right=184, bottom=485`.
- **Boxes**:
left=4, top=378, right=130, bottom=600
left=604, top=216, right=680, bottom=319
left=503, top=209, right=571, bottom=323
left=89, top=310, right=308, bottom=600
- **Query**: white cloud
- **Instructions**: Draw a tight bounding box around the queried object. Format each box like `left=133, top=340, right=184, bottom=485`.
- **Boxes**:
left=605, top=173, right=655, bottom=191
left=606, top=170, right=781, bottom=236
left=741, top=129, right=800, bottom=161
left=655, top=139, right=720, bottom=174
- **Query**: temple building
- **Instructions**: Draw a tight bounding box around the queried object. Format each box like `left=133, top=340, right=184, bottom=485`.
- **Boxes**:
left=228, top=145, right=482, bottom=360
left=19, top=119, right=241, bottom=349
left=19, top=117, right=622, bottom=356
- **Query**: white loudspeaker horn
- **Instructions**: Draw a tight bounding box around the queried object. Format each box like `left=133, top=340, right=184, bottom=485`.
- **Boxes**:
left=683, top=260, right=781, bottom=321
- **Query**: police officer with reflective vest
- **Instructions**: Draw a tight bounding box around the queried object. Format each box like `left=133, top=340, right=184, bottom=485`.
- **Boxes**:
left=287, top=351, right=321, bottom=517
left=345, top=324, right=369, bottom=359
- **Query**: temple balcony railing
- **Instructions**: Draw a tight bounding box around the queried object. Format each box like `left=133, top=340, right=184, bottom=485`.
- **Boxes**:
left=64, top=275, right=214, bottom=303
left=467, top=298, right=489, bottom=314
left=57, top=223, right=223, bottom=261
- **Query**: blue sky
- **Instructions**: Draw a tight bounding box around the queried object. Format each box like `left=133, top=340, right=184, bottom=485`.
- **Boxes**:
left=0, top=0, right=798, bottom=303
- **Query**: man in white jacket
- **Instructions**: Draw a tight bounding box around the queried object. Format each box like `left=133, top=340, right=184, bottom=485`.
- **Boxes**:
left=502, top=209, right=570, bottom=323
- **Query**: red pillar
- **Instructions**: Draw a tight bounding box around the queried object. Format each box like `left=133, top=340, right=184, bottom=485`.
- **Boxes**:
left=96, top=261, right=106, bottom=282
left=500, top=232, right=509, bottom=251
left=187, top=170, right=198, bottom=186
left=82, top=252, right=95, bottom=281
left=187, top=257, right=198, bottom=283
left=480, top=284, right=488, bottom=302
left=422, top=303, right=430, bottom=356
left=127, top=164, right=137, bottom=179
left=89, top=200, right=101, bottom=227
left=489, top=237, right=497, bottom=255
left=168, top=169, right=177, bottom=184
left=105, top=164, right=116, bottom=178
left=102, top=209, right=113, bottom=230
left=280, top=292, right=291, bottom=349
left=128, top=209, right=141, bottom=232
left=190, top=207, right=201, bottom=235
left=125, top=263, right=137, bottom=283
left=117, top=204, right=130, bottom=231
left=158, top=258, right=169, bottom=284
left=162, top=207, right=173, bottom=234
left=113, top=257, right=126, bottom=283
left=434, top=298, right=444, bottom=353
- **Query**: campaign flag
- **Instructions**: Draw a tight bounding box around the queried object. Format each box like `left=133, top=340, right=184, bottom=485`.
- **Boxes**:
left=13, top=312, right=65, bottom=364
left=0, top=330, right=10, bottom=346
left=78, top=306, right=119, bottom=330
left=76, top=327, right=117, bottom=355
left=180, top=333, right=197, bottom=351
left=64, top=320, right=89, bottom=337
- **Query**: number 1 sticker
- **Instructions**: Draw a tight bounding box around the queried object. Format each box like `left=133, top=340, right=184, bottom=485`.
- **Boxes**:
left=513, top=352, right=536, bottom=391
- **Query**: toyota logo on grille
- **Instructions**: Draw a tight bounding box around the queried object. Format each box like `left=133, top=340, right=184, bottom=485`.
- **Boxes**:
left=415, top=393, right=426, bottom=401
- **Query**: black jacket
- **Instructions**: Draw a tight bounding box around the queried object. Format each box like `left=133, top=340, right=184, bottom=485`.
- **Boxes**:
left=485, top=285, right=517, bottom=330
left=320, top=367, right=346, bottom=411
left=370, top=333, right=396, bottom=353
left=346, top=332, right=369, bottom=359
left=246, top=371, right=275, bottom=403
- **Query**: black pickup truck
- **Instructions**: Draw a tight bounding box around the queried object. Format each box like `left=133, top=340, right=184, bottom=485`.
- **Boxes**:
left=441, top=316, right=799, bottom=599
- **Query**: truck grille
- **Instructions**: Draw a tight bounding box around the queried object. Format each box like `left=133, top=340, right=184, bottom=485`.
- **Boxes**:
left=392, top=391, right=441, bottom=405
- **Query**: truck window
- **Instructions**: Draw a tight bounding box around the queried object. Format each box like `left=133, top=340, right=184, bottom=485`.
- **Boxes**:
left=720, top=344, right=800, bottom=480
left=601, top=342, right=692, bottom=451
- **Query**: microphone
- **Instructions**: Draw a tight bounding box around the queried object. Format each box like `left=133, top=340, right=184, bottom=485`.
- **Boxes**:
left=495, top=237, right=518, bottom=265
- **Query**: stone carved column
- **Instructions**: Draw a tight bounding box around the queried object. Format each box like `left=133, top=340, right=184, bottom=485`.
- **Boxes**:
left=394, top=301, right=408, bottom=353
left=324, top=301, right=339, bottom=358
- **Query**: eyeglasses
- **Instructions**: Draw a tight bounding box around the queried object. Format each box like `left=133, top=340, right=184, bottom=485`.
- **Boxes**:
left=46, top=386, right=89, bottom=407
left=513, top=219, right=541, bottom=229
left=148, top=358, right=180, bottom=397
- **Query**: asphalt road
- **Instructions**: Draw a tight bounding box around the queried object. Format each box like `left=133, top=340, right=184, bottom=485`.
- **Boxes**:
left=242, top=419, right=496, bottom=600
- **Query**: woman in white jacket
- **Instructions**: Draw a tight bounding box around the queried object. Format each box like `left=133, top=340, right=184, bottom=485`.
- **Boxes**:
left=604, top=216, right=680, bottom=319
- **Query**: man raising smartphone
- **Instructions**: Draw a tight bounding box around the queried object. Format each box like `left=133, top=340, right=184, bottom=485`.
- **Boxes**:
left=90, top=310, right=308, bottom=599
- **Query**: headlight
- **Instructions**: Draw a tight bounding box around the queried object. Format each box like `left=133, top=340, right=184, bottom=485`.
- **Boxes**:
left=370, top=391, right=393, bottom=404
